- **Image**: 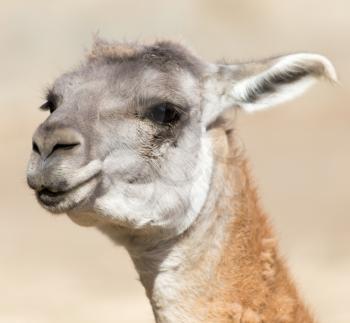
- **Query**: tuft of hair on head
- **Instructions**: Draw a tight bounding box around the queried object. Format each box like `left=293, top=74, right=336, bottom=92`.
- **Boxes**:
left=87, top=36, right=141, bottom=62
left=86, top=37, right=205, bottom=78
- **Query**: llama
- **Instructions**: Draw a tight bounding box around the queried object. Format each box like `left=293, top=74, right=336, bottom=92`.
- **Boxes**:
left=27, top=39, right=336, bottom=322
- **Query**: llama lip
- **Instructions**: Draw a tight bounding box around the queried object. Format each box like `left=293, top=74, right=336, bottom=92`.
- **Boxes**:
left=36, top=172, right=101, bottom=207
left=30, top=161, right=103, bottom=210
left=37, top=187, right=73, bottom=206
left=39, top=187, right=67, bottom=197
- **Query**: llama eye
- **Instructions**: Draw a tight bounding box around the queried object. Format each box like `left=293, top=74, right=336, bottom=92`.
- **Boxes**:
left=146, top=102, right=181, bottom=125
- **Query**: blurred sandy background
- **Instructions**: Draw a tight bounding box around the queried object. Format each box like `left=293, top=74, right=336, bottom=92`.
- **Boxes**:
left=0, top=0, right=349, bottom=322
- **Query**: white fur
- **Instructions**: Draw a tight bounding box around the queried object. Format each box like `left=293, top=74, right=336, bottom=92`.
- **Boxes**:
left=94, top=129, right=213, bottom=238
left=201, top=64, right=233, bottom=125
left=64, top=159, right=102, bottom=190
left=234, top=76, right=315, bottom=112
left=127, top=133, right=231, bottom=322
left=234, top=53, right=337, bottom=112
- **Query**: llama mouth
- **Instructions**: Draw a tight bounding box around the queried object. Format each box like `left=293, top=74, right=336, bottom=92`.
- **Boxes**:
left=36, top=173, right=100, bottom=208
left=37, top=187, right=71, bottom=205
left=33, top=160, right=103, bottom=210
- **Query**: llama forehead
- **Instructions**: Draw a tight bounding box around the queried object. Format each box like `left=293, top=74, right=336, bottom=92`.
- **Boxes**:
left=51, top=58, right=201, bottom=116
left=47, top=40, right=208, bottom=122
left=87, top=40, right=205, bottom=77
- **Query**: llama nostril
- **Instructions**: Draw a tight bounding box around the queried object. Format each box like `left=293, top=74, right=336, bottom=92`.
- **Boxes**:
left=32, top=127, right=83, bottom=159
left=49, top=142, right=80, bottom=157
left=32, top=141, right=41, bottom=155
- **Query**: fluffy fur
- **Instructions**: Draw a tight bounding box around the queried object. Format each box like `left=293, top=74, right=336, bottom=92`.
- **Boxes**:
left=26, top=39, right=336, bottom=322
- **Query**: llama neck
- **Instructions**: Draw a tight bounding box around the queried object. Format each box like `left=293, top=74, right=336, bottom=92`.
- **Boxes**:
left=126, top=146, right=235, bottom=322
left=106, top=129, right=314, bottom=323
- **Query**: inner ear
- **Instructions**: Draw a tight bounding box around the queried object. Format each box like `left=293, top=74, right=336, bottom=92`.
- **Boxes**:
left=232, top=53, right=337, bottom=112
left=202, top=53, right=337, bottom=125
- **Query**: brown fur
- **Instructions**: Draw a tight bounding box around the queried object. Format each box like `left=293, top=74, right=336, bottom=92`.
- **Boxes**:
left=170, top=128, right=316, bottom=323
left=88, top=38, right=140, bottom=61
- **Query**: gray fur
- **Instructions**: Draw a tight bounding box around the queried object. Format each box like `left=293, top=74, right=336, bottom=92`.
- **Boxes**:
left=24, top=37, right=338, bottom=241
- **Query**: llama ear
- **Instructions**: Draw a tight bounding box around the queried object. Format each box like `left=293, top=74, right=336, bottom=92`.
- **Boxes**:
left=202, top=53, right=337, bottom=125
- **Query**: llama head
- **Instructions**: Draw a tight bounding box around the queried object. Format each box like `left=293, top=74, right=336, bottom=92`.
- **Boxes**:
left=27, top=39, right=336, bottom=239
